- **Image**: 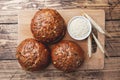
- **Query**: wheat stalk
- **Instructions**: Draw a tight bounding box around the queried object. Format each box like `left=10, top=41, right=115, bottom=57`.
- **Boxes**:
left=79, top=9, right=112, bottom=37
left=85, top=13, right=112, bottom=37
left=88, top=36, right=92, bottom=58
left=92, top=33, right=105, bottom=53
left=92, top=33, right=109, bottom=57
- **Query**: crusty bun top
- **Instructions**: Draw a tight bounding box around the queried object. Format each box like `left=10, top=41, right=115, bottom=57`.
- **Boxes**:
left=16, top=38, right=50, bottom=71
left=51, top=40, right=84, bottom=72
left=31, top=9, right=66, bottom=45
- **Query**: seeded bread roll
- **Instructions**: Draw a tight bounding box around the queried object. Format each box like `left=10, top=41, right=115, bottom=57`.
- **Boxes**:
left=16, top=38, right=50, bottom=71
left=51, top=40, right=84, bottom=72
left=31, top=9, right=66, bottom=45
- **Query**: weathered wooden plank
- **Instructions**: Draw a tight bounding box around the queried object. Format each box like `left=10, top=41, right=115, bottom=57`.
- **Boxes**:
left=0, top=0, right=12, bottom=3
left=106, top=21, right=120, bottom=32
left=0, top=0, right=119, bottom=23
left=75, top=7, right=120, bottom=20
left=0, top=0, right=118, bottom=9
left=0, top=71, right=119, bottom=80
left=0, top=15, right=17, bottom=24
left=0, top=33, right=17, bottom=40
left=0, top=0, right=108, bottom=5
left=106, top=39, right=120, bottom=57
left=106, top=7, right=120, bottom=20
left=105, top=20, right=120, bottom=57
left=0, top=40, right=17, bottom=59
left=0, top=57, right=120, bottom=80
left=0, top=24, right=17, bottom=34
left=0, top=11, right=17, bottom=23
left=0, top=24, right=18, bottom=40
left=104, top=57, right=120, bottom=70
left=108, top=0, right=120, bottom=5
left=0, top=24, right=18, bottom=59
left=0, top=57, right=119, bottom=71
left=106, top=20, right=120, bottom=38
left=0, top=0, right=119, bottom=22
left=0, top=0, right=109, bottom=11
left=0, top=7, right=119, bottom=24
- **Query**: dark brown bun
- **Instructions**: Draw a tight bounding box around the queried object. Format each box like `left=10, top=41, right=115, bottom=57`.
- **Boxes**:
left=31, top=9, right=66, bottom=45
left=16, top=38, right=50, bottom=71
left=51, top=40, right=84, bottom=72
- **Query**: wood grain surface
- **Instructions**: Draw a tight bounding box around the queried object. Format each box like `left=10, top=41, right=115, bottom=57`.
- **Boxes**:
left=0, top=0, right=120, bottom=80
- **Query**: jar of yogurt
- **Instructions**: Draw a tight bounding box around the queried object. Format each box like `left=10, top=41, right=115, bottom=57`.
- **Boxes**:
left=68, top=16, right=92, bottom=40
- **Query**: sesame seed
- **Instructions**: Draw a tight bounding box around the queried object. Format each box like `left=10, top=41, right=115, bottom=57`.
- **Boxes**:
left=54, top=26, right=57, bottom=29
left=55, top=52, right=58, bottom=55
left=42, top=35, right=45, bottom=37
left=53, top=31, right=56, bottom=33
left=53, top=62, right=56, bottom=64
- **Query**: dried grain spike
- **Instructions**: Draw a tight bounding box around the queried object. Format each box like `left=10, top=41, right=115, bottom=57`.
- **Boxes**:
left=92, top=33, right=105, bottom=53
left=84, top=13, right=112, bottom=37
left=88, top=36, right=92, bottom=58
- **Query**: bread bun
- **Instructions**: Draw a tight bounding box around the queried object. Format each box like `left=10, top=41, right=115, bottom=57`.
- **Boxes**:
left=31, top=9, right=66, bottom=45
left=16, top=38, right=50, bottom=71
left=51, top=40, right=84, bottom=72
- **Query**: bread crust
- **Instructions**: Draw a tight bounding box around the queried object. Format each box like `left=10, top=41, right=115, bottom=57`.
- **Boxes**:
left=51, top=40, right=84, bottom=72
left=16, top=38, right=50, bottom=71
left=31, top=9, right=66, bottom=45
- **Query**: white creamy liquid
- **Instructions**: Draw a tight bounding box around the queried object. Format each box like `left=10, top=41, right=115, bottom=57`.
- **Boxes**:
left=69, top=17, right=90, bottom=39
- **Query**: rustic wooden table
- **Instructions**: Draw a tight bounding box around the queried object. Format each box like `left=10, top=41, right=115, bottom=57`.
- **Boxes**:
left=0, top=0, right=120, bottom=80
